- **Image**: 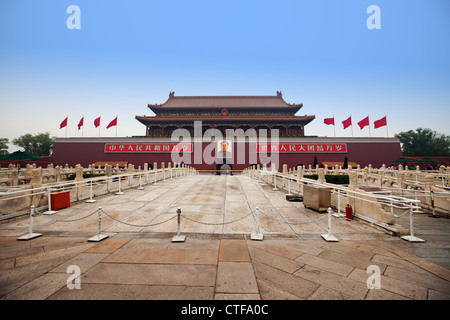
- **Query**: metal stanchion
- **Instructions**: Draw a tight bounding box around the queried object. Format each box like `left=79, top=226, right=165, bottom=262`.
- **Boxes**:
left=401, top=202, right=425, bottom=243
left=272, top=174, right=279, bottom=191
left=428, top=191, right=439, bottom=218
left=286, top=177, right=292, bottom=196
left=88, top=207, right=109, bottom=242
left=115, top=176, right=124, bottom=195
left=321, top=207, right=339, bottom=242
left=138, top=173, right=144, bottom=190
left=337, top=189, right=341, bottom=215
left=17, top=206, right=42, bottom=240
left=86, top=180, right=97, bottom=203
left=43, top=188, right=57, bottom=214
left=332, top=190, right=345, bottom=218
left=172, top=207, right=186, bottom=242
left=251, top=207, right=264, bottom=241
left=153, top=171, right=158, bottom=186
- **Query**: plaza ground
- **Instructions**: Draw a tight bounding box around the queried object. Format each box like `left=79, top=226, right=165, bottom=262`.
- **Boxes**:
left=0, top=175, right=449, bottom=300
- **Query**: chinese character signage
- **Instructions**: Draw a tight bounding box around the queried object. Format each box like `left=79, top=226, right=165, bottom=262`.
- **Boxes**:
left=105, top=144, right=192, bottom=153
left=256, top=144, right=347, bottom=153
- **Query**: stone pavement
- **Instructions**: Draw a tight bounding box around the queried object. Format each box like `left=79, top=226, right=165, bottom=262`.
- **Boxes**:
left=0, top=175, right=449, bottom=300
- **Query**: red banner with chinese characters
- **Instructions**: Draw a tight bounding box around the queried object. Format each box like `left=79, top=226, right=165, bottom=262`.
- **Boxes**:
left=104, top=144, right=192, bottom=153
left=256, top=144, right=347, bottom=153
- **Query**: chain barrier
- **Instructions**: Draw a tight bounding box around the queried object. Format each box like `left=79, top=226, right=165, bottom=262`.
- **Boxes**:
left=99, top=208, right=178, bottom=228
left=180, top=210, right=256, bottom=226
left=33, top=206, right=98, bottom=223
left=256, top=207, right=328, bottom=226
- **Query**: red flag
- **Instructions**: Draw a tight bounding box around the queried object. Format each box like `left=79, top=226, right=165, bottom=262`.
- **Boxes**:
left=60, top=117, right=68, bottom=129
left=77, top=117, right=84, bottom=130
left=107, top=117, right=117, bottom=129
left=357, top=116, right=370, bottom=130
left=374, top=116, right=387, bottom=129
left=94, top=116, right=101, bottom=128
left=342, top=116, right=352, bottom=129
left=324, top=117, right=335, bottom=125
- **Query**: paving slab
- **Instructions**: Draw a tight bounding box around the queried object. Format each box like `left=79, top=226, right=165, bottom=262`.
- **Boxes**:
left=49, top=284, right=214, bottom=300
left=103, top=248, right=218, bottom=265
left=1, top=273, right=68, bottom=300
left=215, top=262, right=258, bottom=294
left=82, top=263, right=217, bottom=286
left=295, top=253, right=354, bottom=277
left=256, top=279, right=302, bottom=300
left=253, top=260, right=320, bottom=299
left=293, top=264, right=368, bottom=299
left=49, top=252, right=109, bottom=273
left=218, top=239, right=250, bottom=262
left=247, top=240, right=304, bottom=260
left=248, top=246, right=304, bottom=273
left=84, top=237, right=131, bottom=253
left=348, top=267, right=428, bottom=300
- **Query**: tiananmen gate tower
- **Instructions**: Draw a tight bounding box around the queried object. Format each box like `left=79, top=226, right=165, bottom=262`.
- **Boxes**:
left=53, top=92, right=402, bottom=171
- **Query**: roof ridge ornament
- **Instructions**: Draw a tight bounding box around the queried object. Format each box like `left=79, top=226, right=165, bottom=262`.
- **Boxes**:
left=169, top=91, right=175, bottom=98
left=276, top=91, right=282, bottom=97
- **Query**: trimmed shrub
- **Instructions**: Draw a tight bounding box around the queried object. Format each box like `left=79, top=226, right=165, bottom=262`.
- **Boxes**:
left=67, top=173, right=106, bottom=180
left=302, top=174, right=349, bottom=185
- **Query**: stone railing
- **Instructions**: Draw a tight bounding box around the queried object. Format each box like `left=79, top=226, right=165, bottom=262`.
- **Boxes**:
left=244, top=162, right=449, bottom=218
left=0, top=162, right=197, bottom=219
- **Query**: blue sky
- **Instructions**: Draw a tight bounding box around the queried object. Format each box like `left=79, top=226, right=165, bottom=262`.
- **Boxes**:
left=1, top=0, right=449, bottom=151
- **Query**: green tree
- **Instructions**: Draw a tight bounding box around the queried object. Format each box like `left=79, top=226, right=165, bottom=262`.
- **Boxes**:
left=13, top=132, right=55, bottom=157
left=395, top=128, right=450, bottom=156
left=0, top=138, right=9, bottom=156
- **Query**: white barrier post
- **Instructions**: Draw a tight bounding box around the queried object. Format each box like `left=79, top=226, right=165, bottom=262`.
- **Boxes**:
left=428, top=191, right=438, bottom=218
left=88, top=207, right=109, bottom=242
left=401, top=202, right=425, bottom=243
left=17, top=206, right=42, bottom=240
left=172, top=207, right=186, bottom=242
left=332, top=189, right=345, bottom=218
left=286, top=177, right=292, bottom=196
left=138, top=173, right=144, bottom=190
left=338, top=189, right=341, bottom=214
left=86, top=180, right=97, bottom=203
left=115, top=176, right=124, bottom=195
left=272, top=174, right=279, bottom=191
left=321, top=207, right=339, bottom=242
left=43, top=188, right=57, bottom=215
left=251, top=206, right=264, bottom=241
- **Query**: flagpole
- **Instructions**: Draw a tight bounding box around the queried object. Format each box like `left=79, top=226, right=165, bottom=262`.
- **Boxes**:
left=65, top=116, right=68, bottom=138
left=368, top=115, right=371, bottom=137
left=333, top=114, right=336, bottom=137
left=351, top=114, right=353, bottom=137
left=385, top=114, right=388, bottom=138
left=115, top=115, right=118, bottom=137
left=82, top=115, right=84, bottom=137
